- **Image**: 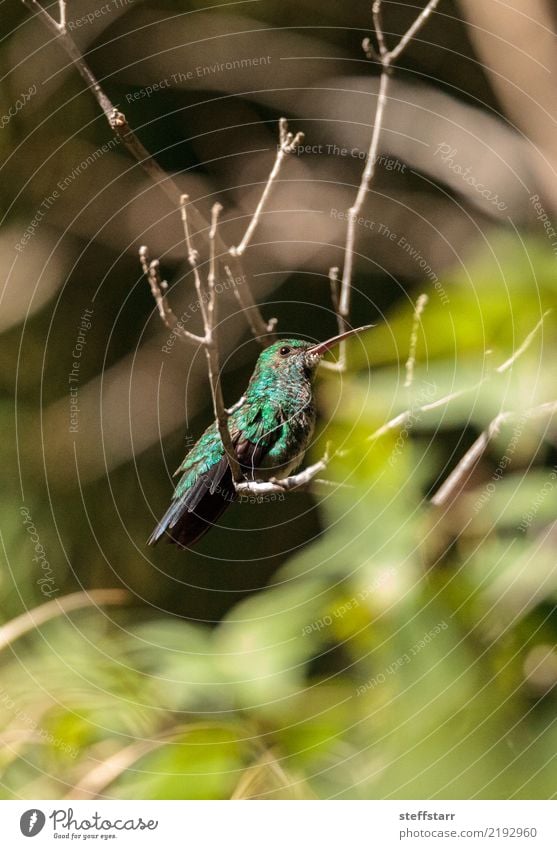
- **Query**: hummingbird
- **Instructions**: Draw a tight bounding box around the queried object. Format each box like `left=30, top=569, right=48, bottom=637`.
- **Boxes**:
left=148, top=325, right=372, bottom=548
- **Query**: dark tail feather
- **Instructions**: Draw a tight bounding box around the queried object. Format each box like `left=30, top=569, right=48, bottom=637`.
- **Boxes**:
left=148, top=462, right=235, bottom=548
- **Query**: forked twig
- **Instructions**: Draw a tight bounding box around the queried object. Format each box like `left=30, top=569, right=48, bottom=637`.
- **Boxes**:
left=139, top=246, right=204, bottom=346
left=230, top=118, right=305, bottom=258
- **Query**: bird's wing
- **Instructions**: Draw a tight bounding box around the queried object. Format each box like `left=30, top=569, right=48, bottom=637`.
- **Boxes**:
left=172, top=402, right=285, bottom=510
left=149, top=403, right=284, bottom=547
left=171, top=422, right=231, bottom=511
left=233, top=401, right=285, bottom=478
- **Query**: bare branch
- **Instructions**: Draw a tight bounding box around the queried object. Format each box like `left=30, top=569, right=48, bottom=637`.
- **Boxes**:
left=230, top=118, right=304, bottom=258
left=0, top=590, right=128, bottom=653
left=22, top=0, right=181, bottom=206
left=139, top=246, right=205, bottom=346
left=430, top=400, right=557, bottom=508
left=404, top=293, right=429, bottom=388
left=320, top=266, right=347, bottom=373
left=224, top=263, right=277, bottom=339
left=203, top=203, right=242, bottom=483
left=369, top=382, right=480, bottom=442
left=333, top=0, right=442, bottom=372
left=179, top=194, right=209, bottom=333
left=338, top=68, right=390, bottom=337
left=236, top=449, right=331, bottom=496
left=372, top=0, right=389, bottom=58
left=58, top=0, right=66, bottom=32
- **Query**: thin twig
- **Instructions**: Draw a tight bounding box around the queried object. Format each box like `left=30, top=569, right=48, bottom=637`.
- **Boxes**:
left=334, top=0, right=441, bottom=372
left=58, top=0, right=66, bottom=32
left=369, top=382, right=479, bottom=441
left=430, top=401, right=557, bottom=507
left=338, top=69, right=389, bottom=339
left=496, top=310, right=550, bottom=375
left=0, top=590, right=128, bottom=653
left=180, top=194, right=209, bottom=330
left=224, top=263, right=278, bottom=340
left=372, top=0, right=388, bottom=58
left=139, top=246, right=204, bottom=345
left=404, top=293, right=429, bottom=388
left=320, top=266, right=347, bottom=373
left=388, top=0, right=441, bottom=63
left=230, top=118, right=305, bottom=258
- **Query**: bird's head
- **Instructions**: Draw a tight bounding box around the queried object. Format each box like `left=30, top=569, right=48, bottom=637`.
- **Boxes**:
left=253, top=325, right=373, bottom=383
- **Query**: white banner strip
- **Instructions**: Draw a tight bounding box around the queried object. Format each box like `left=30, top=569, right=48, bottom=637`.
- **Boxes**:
left=2, top=800, right=556, bottom=848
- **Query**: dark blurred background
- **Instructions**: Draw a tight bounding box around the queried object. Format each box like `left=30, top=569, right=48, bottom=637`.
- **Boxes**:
left=1, top=0, right=557, bottom=799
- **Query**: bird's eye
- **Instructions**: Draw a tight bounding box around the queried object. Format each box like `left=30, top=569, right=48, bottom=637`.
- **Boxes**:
left=279, top=346, right=291, bottom=357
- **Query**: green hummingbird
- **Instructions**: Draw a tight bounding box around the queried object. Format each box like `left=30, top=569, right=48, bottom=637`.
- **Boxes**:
left=149, top=325, right=372, bottom=548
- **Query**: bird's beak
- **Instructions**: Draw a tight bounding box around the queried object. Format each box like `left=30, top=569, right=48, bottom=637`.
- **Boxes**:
left=306, top=324, right=374, bottom=357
